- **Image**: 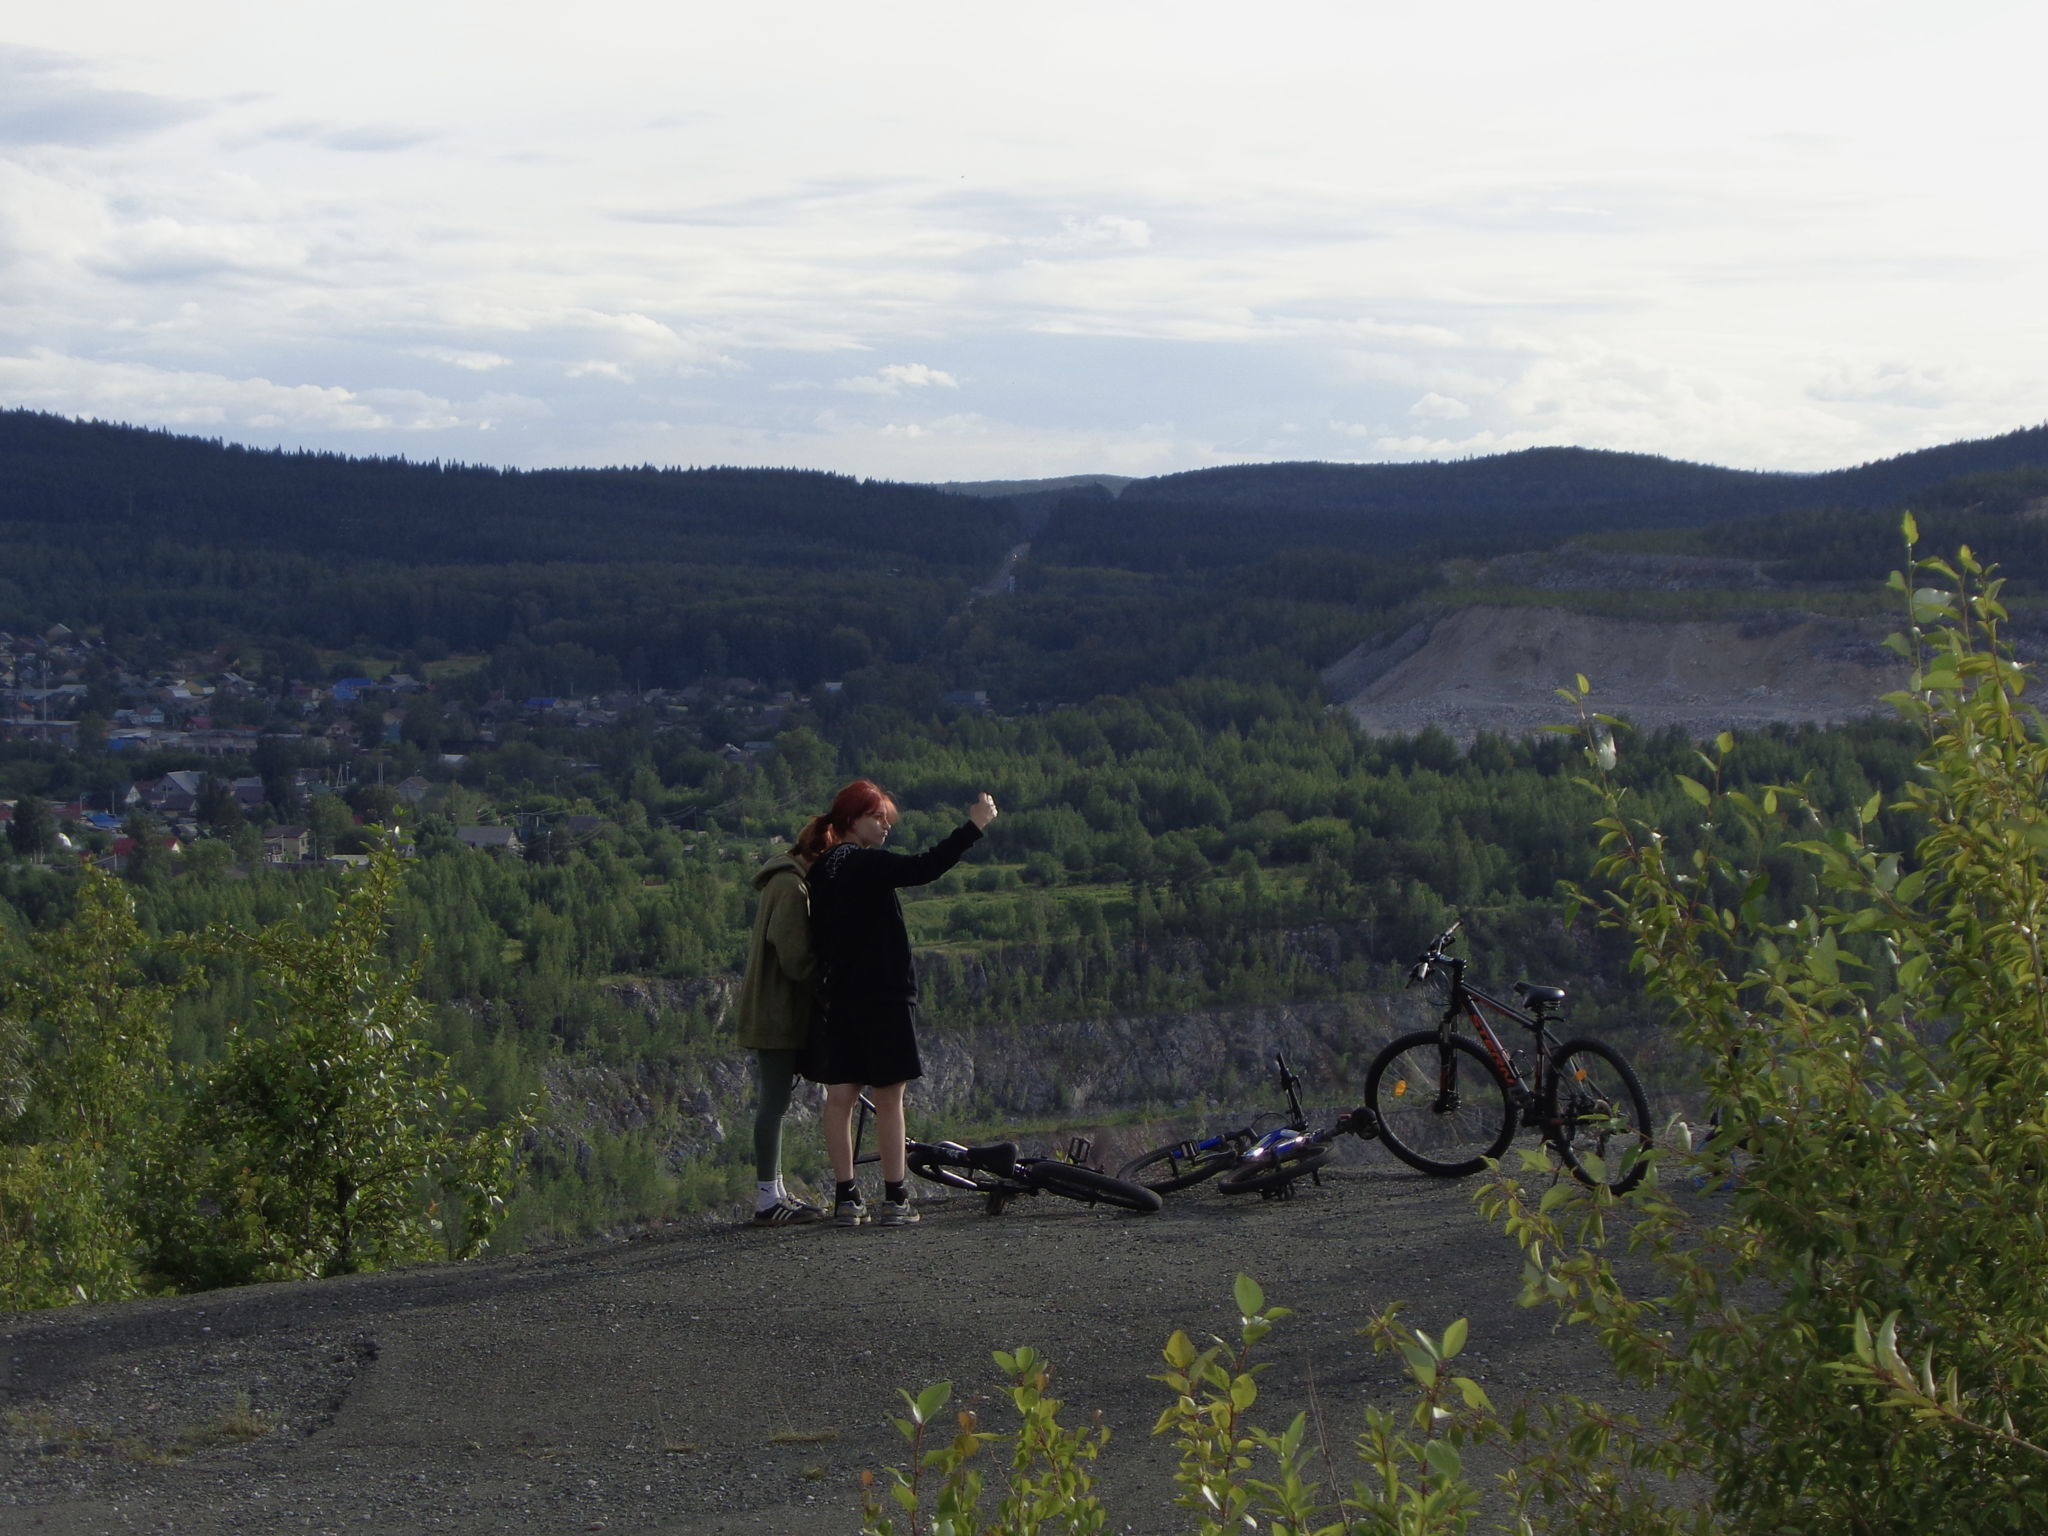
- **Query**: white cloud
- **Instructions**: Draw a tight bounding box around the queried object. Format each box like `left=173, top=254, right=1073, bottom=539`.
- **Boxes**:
left=0, top=44, right=204, bottom=147
left=1409, top=392, right=1470, bottom=421
left=96, top=215, right=310, bottom=282
left=1807, top=362, right=1950, bottom=409
left=257, top=120, right=439, bottom=154
left=407, top=345, right=511, bottom=371
left=0, top=349, right=543, bottom=434
left=836, top=362, right=960, bottom=395
left=1027, top=215, right=1153, bottom=252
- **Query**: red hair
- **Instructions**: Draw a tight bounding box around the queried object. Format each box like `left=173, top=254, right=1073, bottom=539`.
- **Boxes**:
left=794, top=779, right=897, bottom=860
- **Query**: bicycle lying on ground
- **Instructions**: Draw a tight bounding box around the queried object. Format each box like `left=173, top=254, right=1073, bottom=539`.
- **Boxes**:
left=1362, top=921, right=1652, bottom=1192
left=1118, top=1053, right=1379, bottom=1199
left=851, top=1095, right=1163, bottom=1216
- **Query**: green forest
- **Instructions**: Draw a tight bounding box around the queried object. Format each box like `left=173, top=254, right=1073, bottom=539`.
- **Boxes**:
left=6, top=410, right=2048, bottom=1309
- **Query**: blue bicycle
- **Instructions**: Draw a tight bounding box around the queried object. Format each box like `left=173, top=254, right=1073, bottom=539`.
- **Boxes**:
left=1119, top=1054, right=1377, bottom=1198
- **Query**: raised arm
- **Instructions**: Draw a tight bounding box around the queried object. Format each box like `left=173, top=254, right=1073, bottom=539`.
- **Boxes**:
left=861, top=795, right=998, bottom=889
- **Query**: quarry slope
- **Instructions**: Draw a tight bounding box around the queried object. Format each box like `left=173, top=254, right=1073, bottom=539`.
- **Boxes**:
left=1324, top=604, right=1903, bottom=742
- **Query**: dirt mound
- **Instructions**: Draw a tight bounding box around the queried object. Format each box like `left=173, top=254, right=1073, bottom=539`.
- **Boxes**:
left=1325, top=605, right=1902, bottom=743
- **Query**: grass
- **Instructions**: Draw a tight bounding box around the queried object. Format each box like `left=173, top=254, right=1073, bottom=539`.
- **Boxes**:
left=5, top=1394, right=273, bottom=1466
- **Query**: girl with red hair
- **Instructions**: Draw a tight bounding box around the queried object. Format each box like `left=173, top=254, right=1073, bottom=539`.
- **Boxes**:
left=801, top=779, right=998, bottom=1226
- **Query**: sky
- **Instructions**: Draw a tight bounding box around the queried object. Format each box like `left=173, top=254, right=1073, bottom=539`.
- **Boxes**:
left=1, top=2, right=2043, bottom=483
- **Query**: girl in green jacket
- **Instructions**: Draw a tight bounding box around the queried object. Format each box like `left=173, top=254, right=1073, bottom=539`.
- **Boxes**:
left=735, top=843, right=823, bottom=1223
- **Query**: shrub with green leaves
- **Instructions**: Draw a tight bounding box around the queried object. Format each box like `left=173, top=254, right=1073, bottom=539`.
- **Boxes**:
left=148, top=853, right=527, bottom=1286
left=1484, top=520, right=2048, bottom=1532
left=0, top=871, right=180, bottom=1307
left=863, top=1275, right=1492, bottom=1536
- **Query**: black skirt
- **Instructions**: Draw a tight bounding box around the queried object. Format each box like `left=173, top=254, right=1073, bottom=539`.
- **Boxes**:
left=801, top=997, right=922, bottom=1086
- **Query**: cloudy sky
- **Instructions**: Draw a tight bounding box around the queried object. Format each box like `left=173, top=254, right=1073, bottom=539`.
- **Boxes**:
left=2, top=2, right=2042, bottom=482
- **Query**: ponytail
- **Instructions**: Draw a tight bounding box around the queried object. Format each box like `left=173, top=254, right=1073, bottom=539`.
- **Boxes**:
left=793, top=812, right=834, bottom=861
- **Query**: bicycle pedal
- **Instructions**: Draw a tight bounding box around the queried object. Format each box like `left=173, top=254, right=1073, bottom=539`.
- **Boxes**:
left=1342, top=1107, right=1380, bottom=1140
left=1064, top=1135, right=1095, bottom=1166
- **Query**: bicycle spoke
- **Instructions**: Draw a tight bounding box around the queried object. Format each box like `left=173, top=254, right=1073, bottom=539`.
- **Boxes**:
left=1366, top=1032, right=1516, bottom=1176
left=1548, top=1039, right=1652, bottom=1193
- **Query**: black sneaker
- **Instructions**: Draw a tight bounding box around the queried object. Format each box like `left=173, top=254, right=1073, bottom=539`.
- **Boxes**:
left=752, top=1199, right=825, bottom=1225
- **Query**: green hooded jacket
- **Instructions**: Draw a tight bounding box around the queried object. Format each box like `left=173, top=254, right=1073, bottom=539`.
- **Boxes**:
left=734, top=850, right=816, bottom=1051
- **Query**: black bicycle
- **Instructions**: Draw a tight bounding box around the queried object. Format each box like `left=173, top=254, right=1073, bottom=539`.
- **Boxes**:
left=1363, top=921, right=1652, bottom=1192
left=852, top=1096, right=1163, bottom=1216
left=1119, top=1054, right=1379, bottom=1198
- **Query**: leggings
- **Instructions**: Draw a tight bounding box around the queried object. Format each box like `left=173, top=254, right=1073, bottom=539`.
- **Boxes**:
left=752, top=1048, right=801, bottom=1182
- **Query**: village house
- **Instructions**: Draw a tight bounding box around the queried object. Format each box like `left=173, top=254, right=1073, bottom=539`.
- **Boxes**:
left=101, top=832, right=182, bottom=874
left=140, top=770, right=208, bottom=816
left=263, top=825, right=313, bottom=863
left=455, top=825, right=524, bottom=855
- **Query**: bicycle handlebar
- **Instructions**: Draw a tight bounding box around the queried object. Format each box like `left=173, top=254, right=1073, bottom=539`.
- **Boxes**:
left=1405, top=918, right=1463, bottom=986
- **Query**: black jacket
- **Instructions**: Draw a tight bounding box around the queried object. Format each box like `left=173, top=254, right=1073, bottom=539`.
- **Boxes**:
left=808, top=822, right=982, bottom=1006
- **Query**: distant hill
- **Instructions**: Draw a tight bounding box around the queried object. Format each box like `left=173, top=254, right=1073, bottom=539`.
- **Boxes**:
left=1038, top=427, right=2048, bottom=569
left=0, top=410, right=1012, bottom=575
left=9, top=406, right=2046, bottom=705
left=933, top=474, right=1137, bottom=499
left=0, top=411, right=1017, bottom=685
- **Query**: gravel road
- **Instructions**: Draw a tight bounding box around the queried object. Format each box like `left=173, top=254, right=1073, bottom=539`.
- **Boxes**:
left=2, top=1151, right=1652, bottom=1536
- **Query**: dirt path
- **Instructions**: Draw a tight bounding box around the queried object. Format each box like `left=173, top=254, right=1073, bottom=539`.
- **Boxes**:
left=2, top=1155, right=1657, bottom=1535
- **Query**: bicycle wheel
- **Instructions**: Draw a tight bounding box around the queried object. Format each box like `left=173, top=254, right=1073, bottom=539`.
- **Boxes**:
left=1365, top=1031, right=1516, bottom=1177
left=1024, top=1161, right=1164, bottom=1214
left=1215, top=1140, right=1332, bottom=1196
left=1547, top=1038, right=1652, bottom=1194
left=1117, top=1140, right=1243, bottom=1193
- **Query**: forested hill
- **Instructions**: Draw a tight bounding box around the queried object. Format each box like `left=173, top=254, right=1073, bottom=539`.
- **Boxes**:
left=1034, top=426, right=2048, bottom=567
left=0, top=410, right=1012, bottom=573
left=9, top=406, right=2047, bottom=699
left=0, top=411, right=1017, bottom=685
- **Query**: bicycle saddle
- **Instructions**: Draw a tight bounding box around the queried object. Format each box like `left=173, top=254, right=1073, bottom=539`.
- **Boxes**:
left=964, top=1141, right=1018, bottom=1173
left=1514, top=981, right=1567, bottom=1006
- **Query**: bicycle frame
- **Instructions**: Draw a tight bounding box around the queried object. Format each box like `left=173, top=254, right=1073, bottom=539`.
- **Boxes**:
left=852, top=1092, right=1097, bottom=1173
left=1419, top=946, right=1562, bottom=1120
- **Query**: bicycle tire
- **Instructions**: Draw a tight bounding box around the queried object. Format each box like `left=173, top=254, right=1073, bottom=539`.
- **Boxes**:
left=1023, top=1161, right=1164, bottom=1213
left=1117, top=1140, right=1243, bottom=1193
left=1547, top=1038, right=1652, bottom=1194
left=1365, top=1031, right=1516, bottom=1177
left=1215, top=1140, right=1333, bottom=1195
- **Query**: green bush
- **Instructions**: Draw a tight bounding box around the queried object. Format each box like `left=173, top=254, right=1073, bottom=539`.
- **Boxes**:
left=147, top=853, right=528, bottom=1286
left=0, top=872, right=179, bottom=1307
left=1481, top=525, right=2048, bottom=1532
left=864, top=1276, right=1491, bottom=1536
